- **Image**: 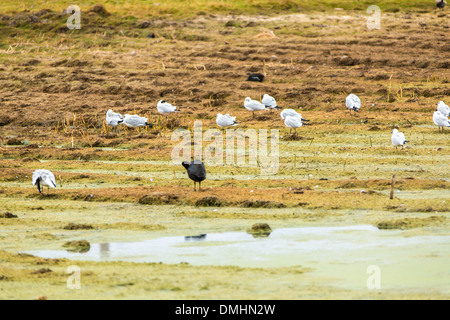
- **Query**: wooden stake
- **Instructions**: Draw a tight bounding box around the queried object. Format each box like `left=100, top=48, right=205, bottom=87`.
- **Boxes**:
left=390, top=174, right=396, bottom=200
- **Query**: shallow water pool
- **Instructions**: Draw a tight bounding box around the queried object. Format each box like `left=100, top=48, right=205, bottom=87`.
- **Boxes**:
left=25, top=225, right=450, bottom=292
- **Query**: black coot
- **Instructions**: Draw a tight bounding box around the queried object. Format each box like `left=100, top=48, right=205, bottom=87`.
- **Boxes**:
left=246, top=73, right=265, bottom=82
left=182, top=160, right=206, bottom=191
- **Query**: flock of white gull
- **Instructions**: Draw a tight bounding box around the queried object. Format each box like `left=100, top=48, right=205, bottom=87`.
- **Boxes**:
left=31, top=95, right=449, bottom=194
left=106, top=94, right=450, bottom=138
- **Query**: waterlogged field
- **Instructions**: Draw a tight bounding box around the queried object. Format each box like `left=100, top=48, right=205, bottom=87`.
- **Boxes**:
left=0, top=1, right=449, bottom=300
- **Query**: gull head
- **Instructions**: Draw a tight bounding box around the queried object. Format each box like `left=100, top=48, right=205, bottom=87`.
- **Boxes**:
left=245, top=97, right=251, bottom=102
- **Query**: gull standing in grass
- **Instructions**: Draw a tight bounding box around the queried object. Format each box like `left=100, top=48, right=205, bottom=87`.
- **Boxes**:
left=123, top=114, right=154, bottom=129
left=284, top=115, right=310, bottom=134
left=391, top=129, right=409, bottom=149
left=216, top=113, right=239, bottom=129
left=244, top=97, right=266, bottom=119
left=345, top=94, right=361, bottom=114
left=433, top=111, right=450, bottom=131
left=262, top=94, right=281, bottom=110
left=280, top=109, right=309, bottom=122
left=32, top=169, right=56, bottom=194
left=437, top=101, right=450, bottom=117
left=106, top=109, right=123, bottom=132
left=157, top=100, right=179, bottom=120
left=182, top=160, right=206, bottom=191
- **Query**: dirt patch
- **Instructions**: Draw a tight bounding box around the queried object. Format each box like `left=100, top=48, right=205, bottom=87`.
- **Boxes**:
left=247, top=223, right=272, bottom=238
left=89, top=4, right=110, bottom=17
left=21, top=157, right=40, bottom=162
left=376, top=216, right=446, bottom=230
left=31, top=268, right=53, bottom=275
left=0, top=116, right=13, bottom=126
left=6, top=138, right=22, bottom=145
left=195, top=196, right=224, bottom=207
left=102, top=222, right=166, bottom=231
left=0, top=212, right=18, bottom=218
left=63, top=240, right=91, bottom=253
left=240, top=200, right=286, bottom=208
left=282, top=135, right=313, bottom=141
left=63, top=223, right=94, bottom=230
left=138, top=193, right=179, bottom=205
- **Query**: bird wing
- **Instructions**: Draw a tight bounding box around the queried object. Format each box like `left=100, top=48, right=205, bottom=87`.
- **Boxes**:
left=158, top=103, right=176, bottom=113
left=438, top=103, right=450, bottom=116
left=32, top=170, right=41, bottom=186
left=434, top=112, right=450, bottom=126
left=188, top=164, right=206, bottom=181
left=217, top=114, right=235, bottom=126
left=126, top=115, right=147, bottom=126
left=280, top=109, right=298, bottom=120
left=285, top=116, right=302, bottom=128
left=262, top=95, right=276, bottom=107
left=246, top=100, right=265, bottom=111
left=216, top=115, right=227, bottom=126
left=44, top=172, right=57, bottom=188
left=346, top=94, right=360, bottom=110
left=445, top=104, right=450, bottom=116
left=107, top=110, right=122, bottom=120
left=106, top=115, right=122, bottom=125
left=33, top=170, right=56, bottom=188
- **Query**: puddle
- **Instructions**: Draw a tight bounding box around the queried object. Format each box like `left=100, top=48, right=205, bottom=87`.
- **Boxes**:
left=25, top=225, right=450, bottom=292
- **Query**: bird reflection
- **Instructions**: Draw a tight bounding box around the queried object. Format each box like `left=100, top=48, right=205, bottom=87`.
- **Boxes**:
left=100, top=243, right=110, bottom=258
left=184, top=234, right=207, bottom=242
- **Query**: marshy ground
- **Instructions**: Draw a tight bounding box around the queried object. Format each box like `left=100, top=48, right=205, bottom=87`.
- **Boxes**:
left=0, top=1, right=449, bottom=299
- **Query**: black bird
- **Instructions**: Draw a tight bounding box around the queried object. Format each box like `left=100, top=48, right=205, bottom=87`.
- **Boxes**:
left=436, top=0, right=446, bottom=9
left=247, top=73, right=265, bottom=82
left=147, top=33, right=156, bottom=38
left=246, top=60, right=267, bottom=82
left=182, top=160, right=206, bottom=191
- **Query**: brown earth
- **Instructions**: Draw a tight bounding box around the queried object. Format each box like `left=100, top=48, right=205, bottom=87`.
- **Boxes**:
left=0, top=8, right=449, bottom=300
